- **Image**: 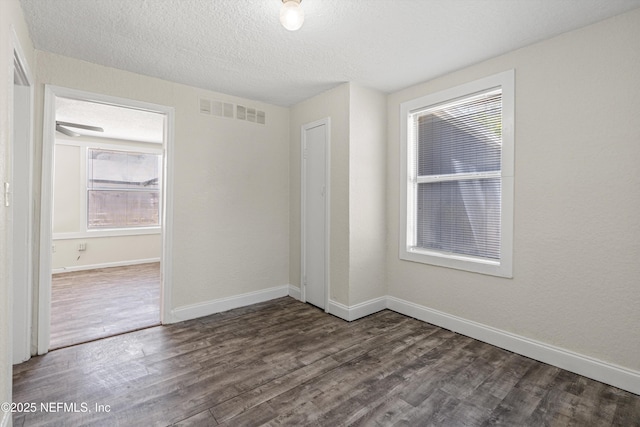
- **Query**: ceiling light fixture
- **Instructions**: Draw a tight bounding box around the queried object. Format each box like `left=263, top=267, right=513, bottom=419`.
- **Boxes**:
left=280, top=0, right=304, bottom=31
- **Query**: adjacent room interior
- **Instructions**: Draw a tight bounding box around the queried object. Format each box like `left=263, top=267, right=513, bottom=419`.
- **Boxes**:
left=49, top=97, right=164, bottom=349
left=1, top=0, right=639, bottom=426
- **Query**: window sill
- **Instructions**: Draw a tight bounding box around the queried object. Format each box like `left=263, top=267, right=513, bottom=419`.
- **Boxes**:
left=53, top=227, right=161, bottom=240
left=400, top=247, right=512, bottom=278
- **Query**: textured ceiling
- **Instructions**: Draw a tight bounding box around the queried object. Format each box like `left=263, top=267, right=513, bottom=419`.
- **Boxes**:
left=20, top=0, right=640, bottom=107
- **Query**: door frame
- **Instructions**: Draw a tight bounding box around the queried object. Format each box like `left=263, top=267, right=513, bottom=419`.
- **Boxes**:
left=38, top=85, right=175, bottom=354
left=10, top=27, right=35, bottom=363
left=300, top=117, right=331, bottom=311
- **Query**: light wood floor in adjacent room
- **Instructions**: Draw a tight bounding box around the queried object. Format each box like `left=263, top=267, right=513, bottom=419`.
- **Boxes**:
left=14, top=297, right=640, bottom=426
left=49, top=263, right=160, bottom=349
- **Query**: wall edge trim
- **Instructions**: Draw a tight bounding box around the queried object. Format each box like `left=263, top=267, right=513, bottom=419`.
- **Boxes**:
left=167, top=288, right=639, bottom=394
left=52, top=258, right=161, bottom=274
left=328, top=297, right=387, bottom=321
left=170, top=285, right=289, bottom=323
left=288, top=285, right=301, bottom=301
left=327, top=299, right=350, bottom=320
left=386, top=295, right=640, bottom=395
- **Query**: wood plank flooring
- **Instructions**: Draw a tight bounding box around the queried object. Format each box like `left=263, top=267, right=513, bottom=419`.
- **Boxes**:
left=50, top=263, right=160, bottom=349
left=13, top=297, right=640, bottom=426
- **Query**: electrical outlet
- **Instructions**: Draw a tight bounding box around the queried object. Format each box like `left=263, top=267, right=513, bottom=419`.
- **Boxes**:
left=52, top=244, right=56, bottom=253
left=78, top=242, right=87, bottom=251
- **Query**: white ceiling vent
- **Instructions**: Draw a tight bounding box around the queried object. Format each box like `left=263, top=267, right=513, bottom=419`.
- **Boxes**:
left=199, top=98, right=212, bottom=115
left=223, top=103, right=234, bottom=118
left=201, top=98, right=235, bottom=119
left=236, top=105, right=266, bottom=125
left=246, top=108, right=256, bottom=123
left=212, top=100, right=223, bottom=117
left=200, top=97, right=264, bottom=125
left=236, top=105, right=246, bottom=120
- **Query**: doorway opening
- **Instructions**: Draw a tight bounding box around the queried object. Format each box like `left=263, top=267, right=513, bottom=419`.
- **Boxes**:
left=39, top=87, right=174, bottom=353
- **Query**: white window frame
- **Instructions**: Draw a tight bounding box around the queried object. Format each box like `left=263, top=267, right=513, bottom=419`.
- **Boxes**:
left=52, top=138, right=163, bottom=240
left=399, top=70, right=514, bottom=277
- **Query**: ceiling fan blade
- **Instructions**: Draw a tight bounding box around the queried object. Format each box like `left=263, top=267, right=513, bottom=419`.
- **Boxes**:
left=56, top=124, right=80, bottom=137
left=56, top=121, right=104, bottom=132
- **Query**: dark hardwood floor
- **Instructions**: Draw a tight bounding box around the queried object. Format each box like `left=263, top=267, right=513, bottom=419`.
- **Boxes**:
left=13, top=297, right=640, bottom=426
left=50, top=263, right=160, bottom=349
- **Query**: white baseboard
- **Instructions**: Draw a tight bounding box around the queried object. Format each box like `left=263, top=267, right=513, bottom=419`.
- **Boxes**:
left=52, top=257, right=161, bottom=274
left=288, top=285, right=301, bottom=301
left=171, top=285, right=290, bottom=322
left=1, top=410, right=9, bottom=427
left=327, top=299, right=349, bottom=320
left=327, top=296, right=387, bottom=322
left=386, top=296, right=640, bottom=396
left=164, top=285, right=640, bottom=395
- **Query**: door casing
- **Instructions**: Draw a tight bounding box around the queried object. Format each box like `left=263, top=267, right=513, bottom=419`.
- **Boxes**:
left=300, top=118, right=331, bottom=311
left=38, top=85, right=176, bottom=354
left=11, top=28, right=35, bottom=364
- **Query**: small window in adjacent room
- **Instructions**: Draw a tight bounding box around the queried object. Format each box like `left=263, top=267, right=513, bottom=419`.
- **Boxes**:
left=399, top=70, right=514, bottom=277
left=87, top=148, right=162, bottom=229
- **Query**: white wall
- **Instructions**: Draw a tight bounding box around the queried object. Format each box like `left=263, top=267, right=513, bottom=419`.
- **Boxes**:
left=53, top=143, right=81, bottom=233
left=52, top=140, right=161, bottom=271
left=0, top=0, right=35, bottom=421
left=386, top=8, right=640, bottom=373
left=289, top=83, right=387, bottom=307
left=51, top=236, right=161, bottom=272
left=33, top=51, right=290, bottom=315
left=348, top=84, right=387, bottom=305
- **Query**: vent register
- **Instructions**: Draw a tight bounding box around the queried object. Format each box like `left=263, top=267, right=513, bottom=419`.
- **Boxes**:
left=199, top=98, right=266, bottom=125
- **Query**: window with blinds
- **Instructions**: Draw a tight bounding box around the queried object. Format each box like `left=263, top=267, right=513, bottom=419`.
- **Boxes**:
left=87, top=148, right=161, bottom=229
left=400, top=71, right=514, bottom=277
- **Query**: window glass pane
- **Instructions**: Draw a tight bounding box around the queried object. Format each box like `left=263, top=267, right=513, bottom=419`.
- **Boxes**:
left=88, top=149, right=160, bottom=190
left=88, top=190, right=160, bottom=229
left=87, top=148, right=161, bottom=230
left=415, top=91, right=502, bottom=176
left=416, top=178, right=501, bottom=259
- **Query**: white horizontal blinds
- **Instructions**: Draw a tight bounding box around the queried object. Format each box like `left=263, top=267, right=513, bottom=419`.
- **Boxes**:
left=87, top=191, right=160, bottom=228
left=416, top=179, right=502, bottom=259
left=87, top=149, right=161, bottom=229
left=412, top=88, right=503, bottom=260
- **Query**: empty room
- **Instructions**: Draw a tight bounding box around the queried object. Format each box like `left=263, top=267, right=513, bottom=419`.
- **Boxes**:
left=1, top=0, right=639, bottom=426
